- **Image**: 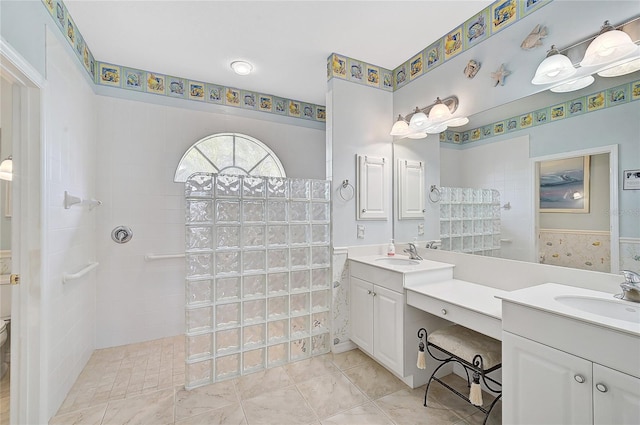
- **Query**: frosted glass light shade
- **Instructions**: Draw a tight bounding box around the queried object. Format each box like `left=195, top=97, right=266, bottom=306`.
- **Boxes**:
left=390, top=116, right=410, bottom=136
left=597, top=56, right=640, bottom=77
left=549, top=75, right=595, bottom=93
left=428, top=100, right=452, bottom=122
left=580, top=28, right=637, bottom=67
left=532, top=53, right=577, bottom=84
left=407, top=132, right=427, bottom=139
left=0, top=156, right=12, bottom=181
left=425, top=123, right=448, bottom=134
left=445, top=117, right=470, bottom=127
left=409, top=110, right=429, bottom=130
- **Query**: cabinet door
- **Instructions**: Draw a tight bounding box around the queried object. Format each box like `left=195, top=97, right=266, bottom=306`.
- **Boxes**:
left=350, top=276, right=374, bottom=354
left=373, top=285, right=404, bottom=375
left=593, top=363, right=640, bottom=424
left=356, top=155, right=388, bottom=220
left=397, top=159, right=425, bottom=219
left=502, top=332, right=592, bottom=425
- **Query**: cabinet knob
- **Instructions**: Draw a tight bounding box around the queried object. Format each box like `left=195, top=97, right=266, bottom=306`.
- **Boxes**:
left=441, top=309, right=447, bottom=315
left=574, top=375, right=585, bottom=383
left=367, top=290, right=372, bottom=295
left=362, top=209, right=367, bottom=213
left=596, top=383, right=608, bottom=393
left=372, top=292, right=377, bottom=297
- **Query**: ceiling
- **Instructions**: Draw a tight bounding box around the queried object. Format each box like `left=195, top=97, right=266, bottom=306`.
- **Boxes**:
left=64, top=0, right=492, bottom=105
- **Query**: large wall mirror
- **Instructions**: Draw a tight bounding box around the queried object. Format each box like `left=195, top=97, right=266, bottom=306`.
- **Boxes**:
left=389, top=0, right=640, bottom=273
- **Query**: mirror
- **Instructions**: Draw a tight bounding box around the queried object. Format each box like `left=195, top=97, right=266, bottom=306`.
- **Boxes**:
left=393, top=70, right=638, bottom=273
left=388, top=0, right=639, bottom=272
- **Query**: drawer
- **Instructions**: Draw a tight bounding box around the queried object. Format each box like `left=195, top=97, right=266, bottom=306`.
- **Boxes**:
left=350, top=260, right=404, bottom=293
left=406, top=289, right=501, bottom=340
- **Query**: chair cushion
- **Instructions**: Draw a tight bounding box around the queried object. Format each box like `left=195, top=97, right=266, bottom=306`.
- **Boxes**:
left=427, top=325, right=502, bottom=370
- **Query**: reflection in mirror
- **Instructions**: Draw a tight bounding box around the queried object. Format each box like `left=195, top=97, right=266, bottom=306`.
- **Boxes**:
left=534, top=147, right=618, bottom=273
left=393, top=70, right=638, bottom=272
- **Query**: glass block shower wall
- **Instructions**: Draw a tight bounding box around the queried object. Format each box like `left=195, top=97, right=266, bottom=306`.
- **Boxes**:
left=439, top=187, right=501, bottom=256
left=184, top=173, right=332, bottom=389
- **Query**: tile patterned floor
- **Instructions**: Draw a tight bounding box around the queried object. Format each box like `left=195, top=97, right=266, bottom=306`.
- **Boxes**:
left=0, top=370, right=8, bottom=425
left=49, top=336, right=501, bottom=425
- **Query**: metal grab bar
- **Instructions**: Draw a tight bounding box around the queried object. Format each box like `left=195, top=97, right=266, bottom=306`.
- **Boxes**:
left=145, top=253, right=185, bottom=261
left=63, top=262, right=99, bottom=283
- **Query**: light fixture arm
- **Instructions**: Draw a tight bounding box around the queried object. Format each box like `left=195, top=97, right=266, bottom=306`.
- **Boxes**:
left=404, top=95, right=459, bottom=123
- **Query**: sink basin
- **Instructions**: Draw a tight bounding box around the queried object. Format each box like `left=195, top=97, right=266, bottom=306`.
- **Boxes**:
left=555, top=295, right=640, bottom=323
left=374, top=257, right=420, bottom=266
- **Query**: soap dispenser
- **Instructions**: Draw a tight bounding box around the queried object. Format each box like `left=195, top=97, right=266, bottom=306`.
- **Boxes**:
left=387, top=239, right=395, bottom=256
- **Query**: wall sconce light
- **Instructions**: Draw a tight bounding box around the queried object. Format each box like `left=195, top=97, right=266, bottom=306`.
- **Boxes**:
left=580, top=21, right=638, bottom=68
left=532, top=17, right=640, bottom=93
left=531, top=45, right=577, bottom=85
left=0, top=156, right=12, bottom=181
left=390, top=96, right=468, bottom=139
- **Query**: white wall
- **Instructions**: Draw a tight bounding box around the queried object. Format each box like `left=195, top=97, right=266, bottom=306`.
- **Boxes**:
left=43, top=30, right=98, bottom=418
left=328, top=79, right=393, bottom=247
left=441, top=135, right=533, bottom=262
left=95, top=95, right=326, bottom=348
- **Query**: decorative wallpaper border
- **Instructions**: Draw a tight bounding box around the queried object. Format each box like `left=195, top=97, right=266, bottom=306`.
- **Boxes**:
left=440, top=79, right=640, bottom=144
left=327, top=53, right=394, bottom=92
left=40, top=0, right=326, bottom=124
left=327, top=0, right=552, bottom=91
left=41, top=0, right=97, bottom=82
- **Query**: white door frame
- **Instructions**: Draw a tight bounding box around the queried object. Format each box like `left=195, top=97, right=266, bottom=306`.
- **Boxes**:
left=530, top=144, right=619, bottom=273
left=1, top=39, right=45, bottom=425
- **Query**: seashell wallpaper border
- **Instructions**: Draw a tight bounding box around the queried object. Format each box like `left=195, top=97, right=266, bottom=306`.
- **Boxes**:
left=40, top=0, right=326, bottom=124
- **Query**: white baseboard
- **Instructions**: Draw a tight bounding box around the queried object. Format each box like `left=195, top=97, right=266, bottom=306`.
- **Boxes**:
left=331, top=340, right=357, bottom=354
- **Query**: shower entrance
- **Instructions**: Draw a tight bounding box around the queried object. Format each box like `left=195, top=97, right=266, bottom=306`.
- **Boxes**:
left=184, top=173, right=332, bottom=389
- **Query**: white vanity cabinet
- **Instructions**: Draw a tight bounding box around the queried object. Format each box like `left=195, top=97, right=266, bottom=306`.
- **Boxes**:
left=503, top=332, right=593, bottom=424
left=349, top=273, right=404, bottom=375
left=503, top=332, right=640, bottom=425
left=348, top=258, right=454, bottom=387
left=501, top=284, right=640, bottom=425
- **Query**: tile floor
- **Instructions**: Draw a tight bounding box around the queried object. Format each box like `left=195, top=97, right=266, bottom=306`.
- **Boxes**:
left=0, top=370, right=8, bottom=425
left=50, top=335, right=501, bottom=425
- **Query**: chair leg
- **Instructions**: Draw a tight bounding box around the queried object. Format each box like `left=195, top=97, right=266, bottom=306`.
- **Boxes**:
left=423, top=360, right=451, bottom=407
left=482, top=394, right=502, bottom=425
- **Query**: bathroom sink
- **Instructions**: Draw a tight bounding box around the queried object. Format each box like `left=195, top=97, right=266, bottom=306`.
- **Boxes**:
left=555, top=295, right=640, bottom=323
left=375, top=257, right=420, bottom=266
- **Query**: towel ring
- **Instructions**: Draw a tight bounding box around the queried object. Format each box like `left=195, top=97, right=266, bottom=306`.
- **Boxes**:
left=339, top=179, right=354, bottom=201
left=428, top=185, right=441, bottom=203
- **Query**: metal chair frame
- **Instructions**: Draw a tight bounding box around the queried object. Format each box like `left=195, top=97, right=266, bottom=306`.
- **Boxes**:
left=418, top=328, right=502, bottom=425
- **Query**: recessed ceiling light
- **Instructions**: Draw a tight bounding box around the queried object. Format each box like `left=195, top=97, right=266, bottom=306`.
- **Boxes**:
left=230, top=60, right=253, bottom=76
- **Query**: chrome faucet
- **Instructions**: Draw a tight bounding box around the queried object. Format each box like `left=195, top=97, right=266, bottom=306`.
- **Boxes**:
left=616, top=270, right=640, bottom=303
left=425, top=240, right=440, bottom=249
left=404, top=243, right=423, bottom=260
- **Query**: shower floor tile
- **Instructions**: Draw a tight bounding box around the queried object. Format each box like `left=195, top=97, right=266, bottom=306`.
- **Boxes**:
left=49, top=336, right=501, bottom=425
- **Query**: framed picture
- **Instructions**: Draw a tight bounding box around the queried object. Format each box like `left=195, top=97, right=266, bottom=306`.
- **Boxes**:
left=623, top=169, right=640, bottom=190
left=539, top=156, right=590, bottom=213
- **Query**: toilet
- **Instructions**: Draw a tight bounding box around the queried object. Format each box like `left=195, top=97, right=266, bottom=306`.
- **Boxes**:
left=0, top=319, right=8, bottom=378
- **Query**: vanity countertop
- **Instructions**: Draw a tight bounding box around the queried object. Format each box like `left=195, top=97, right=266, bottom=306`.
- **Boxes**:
left=498, top=283, right=640, bottom=337
left=406, top=279, right=506, bottom=320
left=349, top=255, right=455, bottom=273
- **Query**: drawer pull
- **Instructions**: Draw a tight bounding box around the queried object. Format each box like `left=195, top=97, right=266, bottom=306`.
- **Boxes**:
left=596, top=383, right=608, bottom=393
left=574, top=375, right=585, bottom=384
left=441, top=309, right=447, bottom=315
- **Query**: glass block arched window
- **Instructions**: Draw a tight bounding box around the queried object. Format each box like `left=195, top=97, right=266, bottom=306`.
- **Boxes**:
left=174, top=133, right=286, bottom=182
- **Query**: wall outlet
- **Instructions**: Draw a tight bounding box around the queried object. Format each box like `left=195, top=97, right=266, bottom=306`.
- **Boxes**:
left=357, top=225, right=365, bottom=239
left=418, top=223, right=425, bottom=236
